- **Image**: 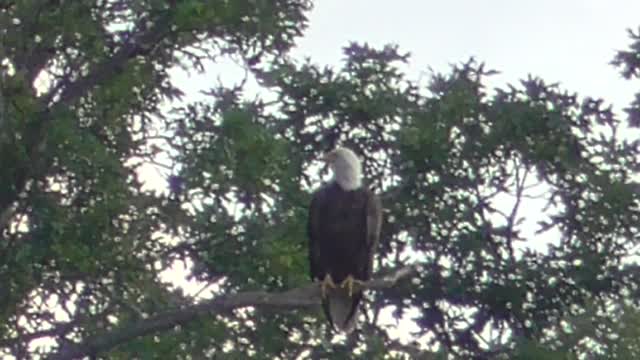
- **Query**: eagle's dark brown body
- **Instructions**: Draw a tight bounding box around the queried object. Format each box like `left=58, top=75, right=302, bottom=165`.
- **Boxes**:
left=308, top=181, right=381, bottom=330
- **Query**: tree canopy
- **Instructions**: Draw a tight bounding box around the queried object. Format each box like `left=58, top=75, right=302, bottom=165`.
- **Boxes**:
left=2, top=1, right=640, bottom=359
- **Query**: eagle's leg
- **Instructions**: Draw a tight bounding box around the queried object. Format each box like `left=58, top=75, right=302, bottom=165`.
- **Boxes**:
left=340, top=275, right=366, bottom=297
left=320, top=274, right=337, bottom=299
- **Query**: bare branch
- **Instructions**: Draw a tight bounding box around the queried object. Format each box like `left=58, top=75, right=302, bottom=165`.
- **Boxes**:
left=46, top=265, right=417, bottom=360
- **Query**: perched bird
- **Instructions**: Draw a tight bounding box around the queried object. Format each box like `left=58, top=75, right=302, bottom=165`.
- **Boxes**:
left=307, top=147, right=382, bottom=331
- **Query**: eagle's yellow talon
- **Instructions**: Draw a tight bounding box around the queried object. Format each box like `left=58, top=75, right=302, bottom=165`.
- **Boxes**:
left=340, top=275, right=365, bottom=297
left=320, top=274, right=337, bottom=299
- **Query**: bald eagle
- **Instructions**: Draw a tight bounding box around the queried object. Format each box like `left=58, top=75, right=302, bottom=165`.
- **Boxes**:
left=308, top=148, right=382, bottom=331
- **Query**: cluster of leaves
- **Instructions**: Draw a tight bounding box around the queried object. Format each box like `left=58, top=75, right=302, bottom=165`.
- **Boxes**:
left=0, top=0, right=310, bottom=358
left=2, top=0, right=640, bottom=358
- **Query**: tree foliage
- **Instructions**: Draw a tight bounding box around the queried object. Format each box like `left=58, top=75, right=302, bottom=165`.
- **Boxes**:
left=1, top=1, right=640, bottom=358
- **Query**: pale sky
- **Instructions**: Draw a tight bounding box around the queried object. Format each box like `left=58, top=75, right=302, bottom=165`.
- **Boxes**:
left=174, top=1, right=640, bottom=112
left=295, top=0, right=640, bottom=109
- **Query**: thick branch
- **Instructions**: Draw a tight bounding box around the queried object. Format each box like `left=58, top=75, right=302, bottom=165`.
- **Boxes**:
left=46, top=265, right=417, bottom=360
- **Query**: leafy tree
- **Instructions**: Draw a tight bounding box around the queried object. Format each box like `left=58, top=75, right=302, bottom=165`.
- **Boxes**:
left=1, top=1, right=640, bottom=359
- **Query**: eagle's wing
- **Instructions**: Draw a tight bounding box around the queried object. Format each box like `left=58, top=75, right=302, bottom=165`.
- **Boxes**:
left=307, top=187, right=324, bottom=281
left=364, top=189, right=382, bottom=278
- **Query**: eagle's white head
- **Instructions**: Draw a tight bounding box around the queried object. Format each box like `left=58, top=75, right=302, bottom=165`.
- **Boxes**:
left=324, top=147, right=362, bottom=191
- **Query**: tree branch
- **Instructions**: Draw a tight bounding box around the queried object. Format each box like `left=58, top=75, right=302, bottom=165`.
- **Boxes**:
left=46, top=265, right=417, bottom=360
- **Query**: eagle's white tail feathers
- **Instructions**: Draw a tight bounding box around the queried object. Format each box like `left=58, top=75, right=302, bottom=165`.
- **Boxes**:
left=328, top=288, right=358, bottom=332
